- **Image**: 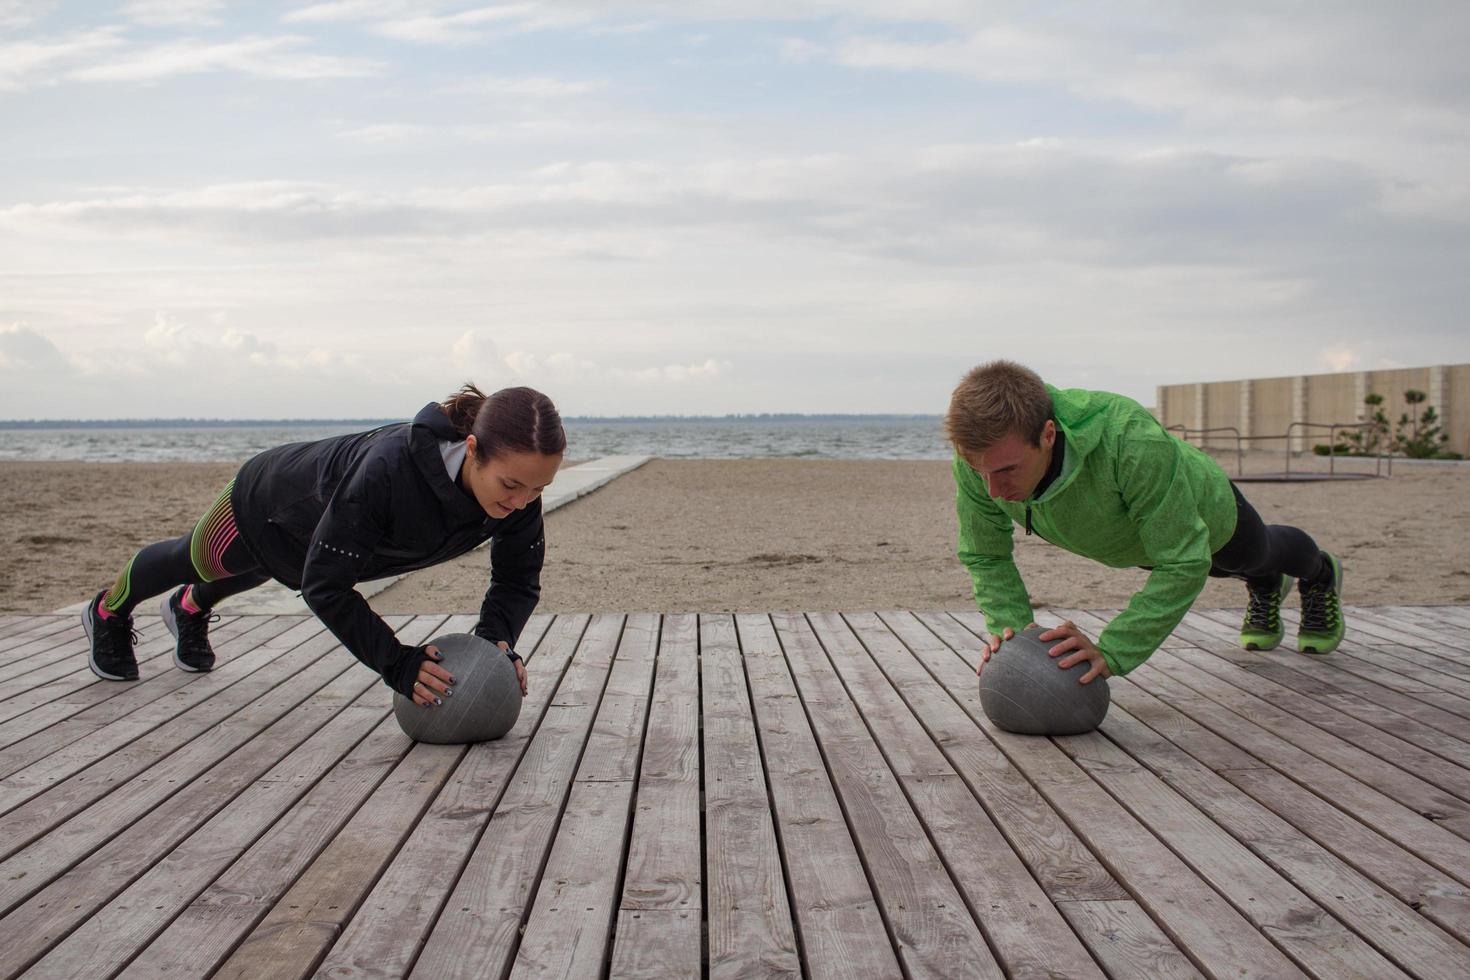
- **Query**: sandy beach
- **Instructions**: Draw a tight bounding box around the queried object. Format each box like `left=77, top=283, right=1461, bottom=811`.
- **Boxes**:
left=4, top=455, right=1468, bottom=616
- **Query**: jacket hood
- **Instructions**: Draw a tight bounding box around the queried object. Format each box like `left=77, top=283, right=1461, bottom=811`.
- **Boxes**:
left=1034, top=384, right=1111, bottom=500
left=409, top=402, right=484, bottom=519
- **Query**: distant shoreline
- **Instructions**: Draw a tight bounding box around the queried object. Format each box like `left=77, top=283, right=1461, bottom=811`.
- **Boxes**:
left=0, top=414, right=943, bottom=429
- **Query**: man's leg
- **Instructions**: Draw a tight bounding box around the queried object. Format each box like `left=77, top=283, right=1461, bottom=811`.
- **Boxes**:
left=1210, top=483, right=1344, bottom=654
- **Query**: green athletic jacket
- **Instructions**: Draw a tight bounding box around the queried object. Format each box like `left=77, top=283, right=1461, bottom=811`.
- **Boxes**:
left=954, top=385, right=1236, bottom=675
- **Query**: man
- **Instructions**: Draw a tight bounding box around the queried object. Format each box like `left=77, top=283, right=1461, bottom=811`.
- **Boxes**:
left=948, top=360, right=1344, bottom=682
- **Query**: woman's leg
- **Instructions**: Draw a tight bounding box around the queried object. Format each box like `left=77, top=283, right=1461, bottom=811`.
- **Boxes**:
left=88, top=479, right=267, bottom=678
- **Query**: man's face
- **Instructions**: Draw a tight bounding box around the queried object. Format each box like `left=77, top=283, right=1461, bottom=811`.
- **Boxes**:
left=962, top=421, right=1056, bottom=502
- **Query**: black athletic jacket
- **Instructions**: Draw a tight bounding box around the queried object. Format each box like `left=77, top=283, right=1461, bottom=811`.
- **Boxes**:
left=230, top=403, right=544, bottom=696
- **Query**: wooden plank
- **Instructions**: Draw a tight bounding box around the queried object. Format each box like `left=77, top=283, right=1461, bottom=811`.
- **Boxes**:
left=209, top=615, right=553, bottom=980
left=1190, top=608, right=1470, bottom=711
left=0, top=618, right=435, bottom=937
left=406, top=613, right=624, bottom=979
left=110, top=613, right=482, bottom=978
left=510, top=613, right=661, bottom=979
left=609, top=613, right=702, bottom=979
left=771, top=611, right=1002, bottom=979
left=1106, top=671, right=1470, bottom=944
left=1337, top=607, right=1470, bottom=673
left=310, top=614, right=591, bottom=980
left=1184, top=610, right=1470, bottom=750
left=0, top=619, right=172, bottom=717
left=1141, top=651, right=1470, bottom=834
left=609, top=909, right=702, bottom=979
left=0, top=653, right=396, bottom=977
left=880, top=612, right=1199, bottom=979
left=822, top=611, right=1107, bottom=979
left=1062, top=723, right=1422, bottom=978
left=1126, top=662, right=1470, bottom=887
left=1159, top=642, right=1470, bottom=804
left=0, top=614, right=296, bottom=782
left=1176, top=611, right=1470, bottom=769
left=934, top=610, right=1309, bottom=978
left=735, top=612, right=901, bottom=980
left=1098, top=698, right=1470, bottom=973
left=0, top=618, right=367, bottom=860
left=24, top=690, right=398, bottom=977
left=159, top=740, right=465, bottom=980
left=0, top=617, right=167, bottom=689
left=699, top=614, right=800, bottom=979
left=0, top=616, right=82, bottom=656
left=0, top=616, right=251, bottom=751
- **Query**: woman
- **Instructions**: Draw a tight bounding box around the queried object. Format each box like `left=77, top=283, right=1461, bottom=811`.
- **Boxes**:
left=83, top=384, right=565, bottom=708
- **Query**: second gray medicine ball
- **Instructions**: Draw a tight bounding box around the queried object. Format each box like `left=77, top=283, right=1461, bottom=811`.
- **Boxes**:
left=392, top=632, right=523, bottom=744
left=978, top=625, right=1110, bottom=735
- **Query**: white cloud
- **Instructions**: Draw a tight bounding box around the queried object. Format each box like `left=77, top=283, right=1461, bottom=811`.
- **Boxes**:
left=0, top=29, right=123, bottom=90
left=0, top=324, right=75, bottom=374
left=67, top=35, right=384, bottom=82
left=440, top=74, right=605, bottom=98
left=121, top=0, right=226, bottom=28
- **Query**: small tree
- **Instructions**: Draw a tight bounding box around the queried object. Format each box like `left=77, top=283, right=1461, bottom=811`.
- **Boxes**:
left=1392, top=389, right=1449, bottom=458
left=1343, top=392, right=1389, bottom=455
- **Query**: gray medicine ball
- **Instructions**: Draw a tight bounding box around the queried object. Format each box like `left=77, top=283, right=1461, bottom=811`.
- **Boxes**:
left=392, top=633, right=523, bottom=744
left=978, top=626, right=1110, bottom=735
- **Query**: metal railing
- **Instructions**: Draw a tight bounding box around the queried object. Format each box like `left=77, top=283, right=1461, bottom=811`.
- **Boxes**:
left=1165, top=425, right=1243, bottom=475
left=1164, top=422, right=1392, bottom=478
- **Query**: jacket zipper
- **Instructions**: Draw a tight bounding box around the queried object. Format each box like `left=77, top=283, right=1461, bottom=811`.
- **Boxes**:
left=1025, top=503, right=1033, bottom=536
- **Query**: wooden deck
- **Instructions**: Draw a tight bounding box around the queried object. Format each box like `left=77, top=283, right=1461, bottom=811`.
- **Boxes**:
left=2, top=605, right=1470, bottom=979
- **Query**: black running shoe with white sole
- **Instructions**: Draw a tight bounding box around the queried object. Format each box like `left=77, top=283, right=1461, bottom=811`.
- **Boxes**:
left=83, top=589, right=139, bottom=681
left=161, top=587, right=218, bottom=672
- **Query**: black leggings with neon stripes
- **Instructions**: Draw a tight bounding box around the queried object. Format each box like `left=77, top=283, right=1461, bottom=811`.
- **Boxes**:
left=102, top=479, right=271, bottom=618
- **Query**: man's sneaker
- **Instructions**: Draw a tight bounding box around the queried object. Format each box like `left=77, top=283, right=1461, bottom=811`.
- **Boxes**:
left=161, top=588, right=218, bottom=672
left=1240, top=573, right=1292, bottom=651
left=83, top=590, right=139, bottom=681
left=1298, top=553, right=1345, bottom=655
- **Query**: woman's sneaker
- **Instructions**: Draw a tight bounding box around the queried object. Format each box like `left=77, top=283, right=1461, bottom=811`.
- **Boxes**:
left=1298, top=553, right=1345, bottom=655
left=1239, top=573, right=1292, bottom=651
left=161, top=588, right=218, bottom=672
left=83, top=590, right=139, bottom=681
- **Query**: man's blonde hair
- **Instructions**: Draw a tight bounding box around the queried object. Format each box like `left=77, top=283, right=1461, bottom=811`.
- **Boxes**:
left=945, top=360, right=1053, bottom=454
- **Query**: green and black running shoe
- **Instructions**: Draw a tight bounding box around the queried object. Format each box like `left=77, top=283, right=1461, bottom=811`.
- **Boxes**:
left=1240, top=573, right=1292, bottom=651
left=1298, top=552, right=1345, bottom=655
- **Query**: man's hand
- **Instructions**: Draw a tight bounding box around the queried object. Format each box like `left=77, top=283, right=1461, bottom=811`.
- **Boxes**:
left=1039, top=621, right=1112, bottom=684
left=412, top=645, right=455, bottom=707
left=978, top=622, right=1040, bottom=676
left=497, top=641, right=528, bottom=696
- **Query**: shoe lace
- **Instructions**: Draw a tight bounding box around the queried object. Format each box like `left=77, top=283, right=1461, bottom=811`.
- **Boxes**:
left=1300, top=582, right=1340, bottom=632
left=102, top=613, right=139, bottom=651
left=1244, top=586, right=1280, bottom=630
left=177, top=608, right=219, bottom=650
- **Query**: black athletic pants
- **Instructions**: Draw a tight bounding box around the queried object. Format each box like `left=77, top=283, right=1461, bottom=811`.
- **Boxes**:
left=1208, top=483, right=1331, bottom=590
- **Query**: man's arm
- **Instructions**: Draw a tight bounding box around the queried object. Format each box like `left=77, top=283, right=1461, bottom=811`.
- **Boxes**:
left=1095, top=423, right=1215, bottom=675
left=954, top=455, right=1033, bottom=638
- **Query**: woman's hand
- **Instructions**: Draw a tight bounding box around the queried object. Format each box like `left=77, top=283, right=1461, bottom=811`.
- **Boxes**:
left=412, top=645, right=456, bottom=707
left=497, top=641, right=528, bottom=696
left=1039, top=620, right=1112, bottom=684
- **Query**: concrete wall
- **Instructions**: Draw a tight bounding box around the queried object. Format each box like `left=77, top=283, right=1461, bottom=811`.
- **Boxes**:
left=1156, top=363, right=1468, bottom=454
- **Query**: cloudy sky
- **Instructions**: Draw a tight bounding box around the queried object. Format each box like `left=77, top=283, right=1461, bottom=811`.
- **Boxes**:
left=2, top=1, right=1467, bottom=418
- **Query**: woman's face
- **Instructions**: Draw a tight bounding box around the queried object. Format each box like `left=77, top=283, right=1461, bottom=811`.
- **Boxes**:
left=463, top=444, right=563, bottom=519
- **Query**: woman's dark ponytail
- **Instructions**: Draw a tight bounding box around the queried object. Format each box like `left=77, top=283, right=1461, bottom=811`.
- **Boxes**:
left=443, top=383, right=566, bottom=459
left=441, top=383, right=487, bottom=439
